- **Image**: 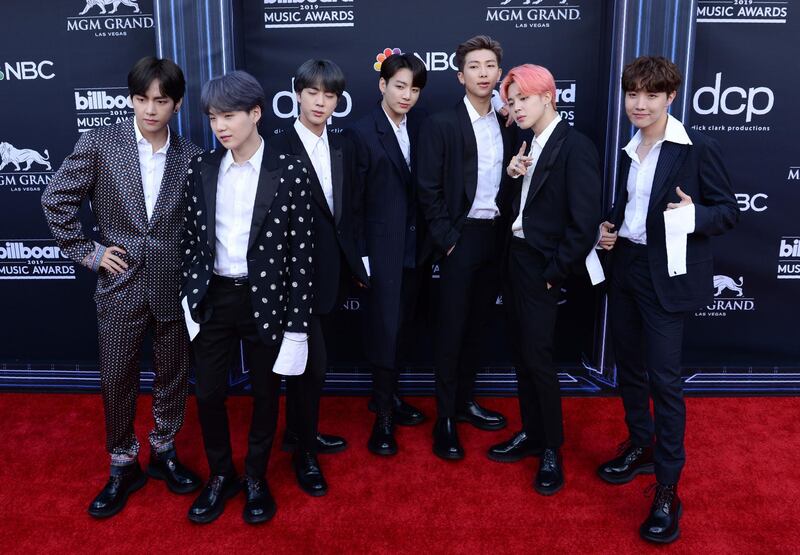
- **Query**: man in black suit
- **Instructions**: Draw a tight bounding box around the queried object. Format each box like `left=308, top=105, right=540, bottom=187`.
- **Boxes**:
left=597, top=56, right=738, bottom=543
left=182, top=71, right=313, bottom=524
left=487, top=64, right=601, bottom=495
left=345, top=53, right=429, bottom=456
left=417, top=35, right=518, bottom=460
left=266, top=59, right=369, bottom=495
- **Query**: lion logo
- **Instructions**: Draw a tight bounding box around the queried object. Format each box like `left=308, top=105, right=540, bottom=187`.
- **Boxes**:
left=0, top=142, right=51, bottom=172
left=79, top=0, right=140, bottom=16
left=713, top=275, right=744, bottom=297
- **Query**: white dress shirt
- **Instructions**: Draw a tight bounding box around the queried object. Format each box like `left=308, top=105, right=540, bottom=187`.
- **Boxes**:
left=384, top=108, right=411, bottom=168
left=294, top=118, right=334, bottom=215
left=213, top=137, right=264, bottom=277
left=618, top=114, right=693, bottom=245
left=134, top=119, right=170, bottom=220
left=511, top=114, right=562, bottom=238
left=464, top=96, right=504, bottom=219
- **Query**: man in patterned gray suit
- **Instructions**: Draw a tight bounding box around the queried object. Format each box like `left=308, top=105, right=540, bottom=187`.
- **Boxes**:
left=41, top=57, right=203, bottom=518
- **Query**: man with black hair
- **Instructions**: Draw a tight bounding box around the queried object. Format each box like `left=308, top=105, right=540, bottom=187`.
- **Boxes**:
left=41, top=56, right=203, bottom=518
left=417, top=35, right=518, bottom=460
left=344, top=53, right=429, bottom=456
left=267, top=59, right=368, bottom=496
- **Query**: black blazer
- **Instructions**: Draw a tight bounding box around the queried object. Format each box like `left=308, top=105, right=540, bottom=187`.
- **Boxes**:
left=509, top=120, right=602, bottom=286
left=266, top=125, right=368, bottom=315
left=608, top=129, right=738, bottom=312
left=180, top=148, right=314, bottom=345
left=416, top=100, right=520, bottom=259
left=345, top=104, right=427, bottom=367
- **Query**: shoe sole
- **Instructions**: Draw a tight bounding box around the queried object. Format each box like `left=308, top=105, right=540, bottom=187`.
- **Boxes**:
left=487, top=450, right=541, bottom=463
left=298, top=482, right=328, bottom=497
left=146, top=464, right=201, bottom=494
left=187, top=485, right=241, bottom=525
left=87, top=473, right=148, bottom=519
left=367, top=444, right=398, bottom=457
left=533, top=481, right=564, bottom=496
left=281, top=442, right=348, bottom=455
left=597, top=463, right=655, bottom=485
left=243, top=504, right=277, bottom=525
left=640, top=504, right=683, bottom=544
left=433, top=447, right=464, bottom=461
left=455, top=415, right=507, bottom=431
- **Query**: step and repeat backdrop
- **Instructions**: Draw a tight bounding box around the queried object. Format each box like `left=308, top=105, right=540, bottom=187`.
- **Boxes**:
left=0, top=0, right=797, bottom=393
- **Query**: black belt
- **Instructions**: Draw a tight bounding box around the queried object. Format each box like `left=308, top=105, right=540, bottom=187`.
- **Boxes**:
left=212, top=274, right=249, bottom=287
left=464, top=217, right=498, bottom=227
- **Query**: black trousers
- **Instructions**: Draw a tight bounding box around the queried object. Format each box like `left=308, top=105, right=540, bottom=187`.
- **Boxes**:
left=284, top=314, right=327, bottom=453
left=372, top=267, right=425, bottom=411
left=192, top=276, right=281, bottom=479
left=434, top=219, right=500, bottom=417
left=609, top=239, right=687, bottom=485
left=506, top=239, right=564, bottom=448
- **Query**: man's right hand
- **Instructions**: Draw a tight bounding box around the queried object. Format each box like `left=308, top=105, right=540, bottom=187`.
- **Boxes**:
left=598, top=221, right=618, bottom=251
left=100, top=246, right=128, bottom=275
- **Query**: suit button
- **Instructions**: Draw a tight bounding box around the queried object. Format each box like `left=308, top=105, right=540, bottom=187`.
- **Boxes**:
left=337, top=230, right=342, bottom=235
left=410, top=225, right=416, bottom=232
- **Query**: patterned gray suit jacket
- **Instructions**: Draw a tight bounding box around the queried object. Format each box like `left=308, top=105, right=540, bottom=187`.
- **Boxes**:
left=41, top=118, right=203, bottom=321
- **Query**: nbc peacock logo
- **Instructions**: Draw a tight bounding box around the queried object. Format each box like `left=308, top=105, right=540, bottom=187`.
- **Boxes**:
left=373, top=48, right=402, bottom=71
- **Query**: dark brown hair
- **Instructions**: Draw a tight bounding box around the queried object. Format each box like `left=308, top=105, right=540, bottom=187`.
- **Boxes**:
left=454, top=35, right=503, bottom=72
left=621, top=56, right=682, bottom=94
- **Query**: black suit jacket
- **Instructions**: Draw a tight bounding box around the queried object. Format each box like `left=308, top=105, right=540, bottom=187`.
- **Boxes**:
left=510, top=120, right=602, bottom=286
left=180, top=148, right=314, bottom=345
left=608, top=129, right=738, bottom=312
left=266, top=125, right=368, bottom=315
left=345, top=104, right=428, bottom=367
left=416, top=100, right=520, bottom=259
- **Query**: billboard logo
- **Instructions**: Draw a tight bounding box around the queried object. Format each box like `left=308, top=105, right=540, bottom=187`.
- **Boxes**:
left=777, top=237, right=800, bottom=279
left=73, top=87, right=134, bottom=133
left=263, top=0, right=355, bottom=29
left=0, top=61, right=55, bottom=82
left=374, top=48, right=402, bottom=72
left=696, top=0, right=788, bottom=24
left=0, top=240, right=76, bottom=280
left=272, top=78, right=352, bottom=123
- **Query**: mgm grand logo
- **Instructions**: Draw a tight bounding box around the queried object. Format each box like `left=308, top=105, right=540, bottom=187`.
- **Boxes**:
left=486, top=0, right=581, bottom=29
left=695, top=275, right=755, bottom=317
left=67, top=0, right=154, bottom=37
left=0, top=141, right=54, bottom=192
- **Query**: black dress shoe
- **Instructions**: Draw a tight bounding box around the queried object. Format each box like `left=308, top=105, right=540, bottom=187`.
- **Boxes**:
left=293, top=451, right=328, bottom=497
left=455, top=400, right=507, bottom=431
left=187, top=474, right=241, bottom=524
left=597, top=439, right=655, bottom=485
left=368, top=394, right=426, bottom=426
left=88, top=463, right=147, bottom=518
left=640, top=483, right=682, bottom=543
left=487, top=431, right=543, bottom=463
left=534, top=448, right=564, bottom=496
left=367, top=410, right=397, bottom=456
left=281, top=431, right=348, bottom=454
left=147, top=449, right=202, bottom=494
left=432, top=417, right=464, bottom=460
left=242, top=476, right=277, bottom=525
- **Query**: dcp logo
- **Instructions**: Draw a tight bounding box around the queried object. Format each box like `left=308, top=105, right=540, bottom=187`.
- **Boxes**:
left=693, top=72, right=774, bottom=123
left=272, top=78, right=352, bottom=123
left=0, top=61, right=55, bottom=81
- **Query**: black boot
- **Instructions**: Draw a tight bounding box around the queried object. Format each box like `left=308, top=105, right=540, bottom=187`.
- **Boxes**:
left=187, top=474, right=241, bottom=524
left=282, top=430, right=348, bottom=454
left=88, top=462, right=147, bottom=518
left=533, top=448, right=564, bottom=496
left=432, top=417, right=464, bottom=460
left=367, top=410, right=397, bottom=456
left=147, top=448, right=202, bottom=494
left=455, top=400, right=506, bottom=431
left=640, top=483, right=682, bottom=543
left=368, top=394, right=425, bottom=426
left=293, top=450, right=328, bottom=497
left=597, top=439, right=655, bottom=485
left=242, top=476, right=277, bottom=525
left=487, top=431, right=543, bottom=462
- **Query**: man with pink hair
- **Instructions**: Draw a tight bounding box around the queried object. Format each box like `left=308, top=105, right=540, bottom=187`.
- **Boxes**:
left=487, top=64, right=601, bottom=495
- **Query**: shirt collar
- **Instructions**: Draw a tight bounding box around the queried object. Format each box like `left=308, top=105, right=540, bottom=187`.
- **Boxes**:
left=294, top=118, right=329, bottom=156
left=463, top=95, right=497, bottom=124
left=134, top=117, right=170, bottom=154
left=622, top=113, right=692, bottom=157
left=532, top=113, right=562, bottom=150
left=382, top=107, right=407, bottom=134
left=220, top=136, right=264, bottom=175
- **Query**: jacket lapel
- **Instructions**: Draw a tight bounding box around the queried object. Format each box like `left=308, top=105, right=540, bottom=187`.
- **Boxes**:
left=523, top=121, right=569, bottom=212
left=647, top=142, right=688, bottom=213
left=148, top=133, right=181, bottom=228
left=330, top=133, right=344, bottom=226
left=374, top=105, right=412, bottom=183
left=248, top=156, right=281, bottom=251
left=200, top=149, right=224, bottom=253
left=287, top=127, right=334, bottom=221
left=457, top=101, right=479, bottom=204
left=118, top=119, right=149, bottom=231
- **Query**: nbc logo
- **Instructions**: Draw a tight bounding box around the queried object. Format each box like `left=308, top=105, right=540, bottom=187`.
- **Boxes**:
left=374, top=48, right=402, bottom=72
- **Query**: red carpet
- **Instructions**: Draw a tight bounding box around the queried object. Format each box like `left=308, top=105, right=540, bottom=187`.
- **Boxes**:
left=1, top=393, right=798, bottom=553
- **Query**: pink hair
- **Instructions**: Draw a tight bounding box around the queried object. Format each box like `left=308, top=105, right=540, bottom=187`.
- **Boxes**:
left=499, top=64, right=557, bottom=110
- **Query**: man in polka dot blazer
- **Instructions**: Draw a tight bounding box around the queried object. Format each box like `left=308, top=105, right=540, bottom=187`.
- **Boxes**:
left=41, top=57, right=204, bottom=518
left=182, top=71, right=314, bottom=525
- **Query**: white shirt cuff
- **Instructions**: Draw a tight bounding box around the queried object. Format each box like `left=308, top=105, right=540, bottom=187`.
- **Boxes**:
left=272, top=332, right=308, bottom=375
left=361, top=256, right=371, bottom=278
left=663, top=204, right=695, bottom=277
